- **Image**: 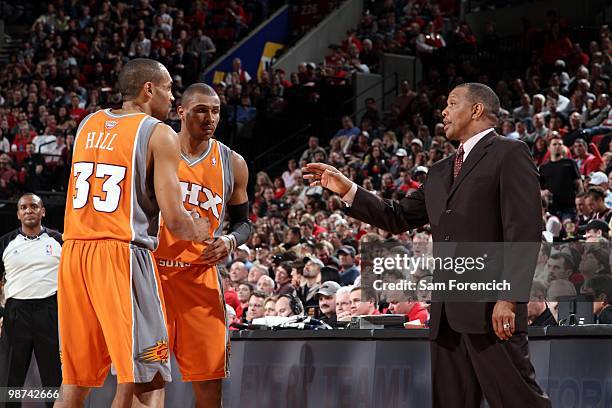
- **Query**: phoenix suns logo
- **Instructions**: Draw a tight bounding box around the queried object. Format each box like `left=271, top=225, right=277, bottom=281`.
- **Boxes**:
left=138, top=341, right=169, bottom=363
left=105, top=120, right=118, bottom=130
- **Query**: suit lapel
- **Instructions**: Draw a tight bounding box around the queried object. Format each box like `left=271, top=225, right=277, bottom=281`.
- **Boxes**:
left=447, top=132, right=495, bottom=201
left=440, top=155, right=454, bottom=198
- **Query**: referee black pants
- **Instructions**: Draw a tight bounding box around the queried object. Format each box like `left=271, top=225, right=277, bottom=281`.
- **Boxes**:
left=0, top=294, right=61, bottom=408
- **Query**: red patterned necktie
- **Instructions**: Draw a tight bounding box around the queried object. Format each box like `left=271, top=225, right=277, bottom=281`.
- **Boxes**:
left=453, top=145, right=464, bottom=179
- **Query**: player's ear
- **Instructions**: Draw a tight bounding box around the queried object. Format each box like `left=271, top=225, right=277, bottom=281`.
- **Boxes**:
left=144, top=81, right=154, bottom=99
left=177, top=105, right=184, bottom=119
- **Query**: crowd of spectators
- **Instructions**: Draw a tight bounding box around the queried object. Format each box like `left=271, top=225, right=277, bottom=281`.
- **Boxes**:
left=0, top=0, right=472, bottom=200
left=0, top=0, right=611, bottom=327
left=0, top=0, right=282, bottom=198
left=228, top=8, right=612, bottom=327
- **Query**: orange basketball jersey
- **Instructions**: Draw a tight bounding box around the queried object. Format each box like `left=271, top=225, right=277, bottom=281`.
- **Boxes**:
left=155, top=139, right=234, bottom=264
left=63, top=109, right=162, bottom=249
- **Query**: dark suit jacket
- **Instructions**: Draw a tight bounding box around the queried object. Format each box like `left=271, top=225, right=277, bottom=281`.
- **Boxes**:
left=346, top=131, right=542, bottom=339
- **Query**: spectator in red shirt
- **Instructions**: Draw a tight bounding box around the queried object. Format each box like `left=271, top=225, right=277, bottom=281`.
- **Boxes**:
left=416, top=22, right=446, bottom=55
left=69, top=94, right=87, bottom=123
left=312, top=221, right=328, bottom=237
left=343, top=29, right=363, bottom=53
left=532, top=136, right=549, bottom=166
left=388, top=299, right=429, bottom=325
left=430, top=5, right=444, bottom=32
left=0, top=153, right=21, bottom=199
left=12, top=119, right=37, bottom=163
left=227, top=0, right=248, bottom=39
left=406, top=4, right=426, bottom=28
left=191, top=1, right=207, bottom=28
left=399, top=171, right=421, bottom=193
left=574, top=138, right=603, bottom=175
left=350, top=287, right=379, bottom=317
left=569, top=43, right=590, bottom=72
left=224, top=290, right=243, bottom=320
left=151, top=30, right=173, bottom=54
left=542, top=22, right=573, bottom=65
left=273, top=176, right=286, bottom=199
left=325, top=44, right=345, bottom=68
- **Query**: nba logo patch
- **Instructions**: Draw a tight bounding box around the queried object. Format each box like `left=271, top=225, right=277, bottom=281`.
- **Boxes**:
left=105, top=120, right=118, bottom=130
left=211, top=157, right=216, bottom=166
left=45, top=244, right=53, bottom=256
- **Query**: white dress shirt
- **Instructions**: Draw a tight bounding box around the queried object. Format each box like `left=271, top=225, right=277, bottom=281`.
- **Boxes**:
left=460, top=127, right=494, bottom=161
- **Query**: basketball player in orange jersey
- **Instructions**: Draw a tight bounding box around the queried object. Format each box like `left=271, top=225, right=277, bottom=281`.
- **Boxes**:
left=153, top=83, right=251, bottom=407
left=55, top=59, right=211, bottom=408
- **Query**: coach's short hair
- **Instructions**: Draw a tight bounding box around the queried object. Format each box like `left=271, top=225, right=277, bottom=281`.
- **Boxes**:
left=455, top=82, right=501, bottom=120
left=181, top=83, right=219, bottom=106
left=118, top=58, right=167, bottom=100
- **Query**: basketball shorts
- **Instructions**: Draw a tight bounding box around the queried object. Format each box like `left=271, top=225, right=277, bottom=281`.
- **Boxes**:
left=157, top=260, right=230, bottom=381
left=58, top=240, right=170, bottom=386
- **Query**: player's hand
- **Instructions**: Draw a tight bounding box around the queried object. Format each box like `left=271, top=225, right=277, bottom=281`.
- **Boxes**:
left=191, top=211, right=211, bottom=242
left=200, top=237, right=231, bottom=265
left=302, top=163, right=353, bottom=196
left=492, top=300, right=516, bottom=341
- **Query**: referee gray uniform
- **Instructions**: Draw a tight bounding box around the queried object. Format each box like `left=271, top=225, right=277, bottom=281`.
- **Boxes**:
left=0, top=227, right=62, bottom=407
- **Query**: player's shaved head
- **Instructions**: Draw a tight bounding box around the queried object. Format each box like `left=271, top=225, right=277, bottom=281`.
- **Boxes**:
left=180, top=83, right=219, bottom=107
left=118, top=58, right=168, bottom=100
left=178, top=82, right=221, bottom=140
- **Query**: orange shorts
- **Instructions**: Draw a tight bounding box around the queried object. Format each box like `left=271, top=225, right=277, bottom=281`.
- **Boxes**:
left=157, top=261, right=229, bottom=381
left=58, top=240, right=170, bottom=386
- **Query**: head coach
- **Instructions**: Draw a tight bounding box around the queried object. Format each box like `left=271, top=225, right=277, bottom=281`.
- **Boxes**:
left=304, top=83, right=551, bottom=407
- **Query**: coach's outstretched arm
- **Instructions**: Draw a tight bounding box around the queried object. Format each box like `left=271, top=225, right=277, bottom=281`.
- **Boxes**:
left=303, top=163, right=428, bottom=233
left=201, top=151, right=252, bottom=265
left=150, top=123, right=210, bottom=242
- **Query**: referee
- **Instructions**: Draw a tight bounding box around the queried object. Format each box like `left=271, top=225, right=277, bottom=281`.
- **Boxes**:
left=0, top=193, right=62, bottom=407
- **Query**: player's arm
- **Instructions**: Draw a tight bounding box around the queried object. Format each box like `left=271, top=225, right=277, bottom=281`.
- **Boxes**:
left=201, top=151, right=252, bottom=264
left=226, top=151, right=251, bottom=246
left=149, top=124, right=210, bottom=242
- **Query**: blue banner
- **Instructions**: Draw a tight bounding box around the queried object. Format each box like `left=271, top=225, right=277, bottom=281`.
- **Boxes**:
left=203, top=6, right=290, bottom=84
